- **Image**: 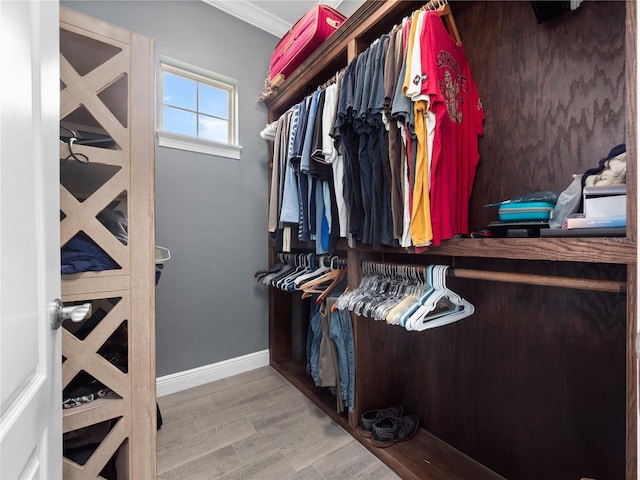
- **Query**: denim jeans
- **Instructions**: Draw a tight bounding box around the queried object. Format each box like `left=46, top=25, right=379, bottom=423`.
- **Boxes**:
left=306, top=298, right=322, bottom=386
left=328, top=298, right=355, bottom=412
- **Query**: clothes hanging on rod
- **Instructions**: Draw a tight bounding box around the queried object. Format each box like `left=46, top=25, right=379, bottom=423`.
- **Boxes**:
left=422, top=1, right=461, bottom=46
left=263, top=3, right=484, bottom=252
left=333, top=258, right=627, bottom=330
left=328, top=260, right=625, bottom=324
left=255, top=253, right=354, bottom=413
left=307, top=296, right=355, bottom=413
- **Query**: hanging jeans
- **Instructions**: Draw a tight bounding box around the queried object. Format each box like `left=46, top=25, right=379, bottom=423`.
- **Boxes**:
left=328, top=297, right=355, bottom=412
left=306, top=298, right=322, bottom=385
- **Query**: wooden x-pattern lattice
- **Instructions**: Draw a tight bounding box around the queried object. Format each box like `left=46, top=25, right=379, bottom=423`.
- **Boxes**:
left=62, top=296, right=129, bottom=397
left=60, top=176, right=129, bottom=272
left=63, top=416, right=128, bottom=478
left=59, top=32, right=131, bottom=275
left=59, top=38, right=130, bottom=150
left=62, top=294, right=131, bottom=477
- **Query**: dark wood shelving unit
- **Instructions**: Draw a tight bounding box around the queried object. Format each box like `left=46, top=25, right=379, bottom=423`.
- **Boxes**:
left=264, top=1, right=637, bottom=479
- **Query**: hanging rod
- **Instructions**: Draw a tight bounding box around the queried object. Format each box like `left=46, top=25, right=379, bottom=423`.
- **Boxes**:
left=360, top=261, right=625, bottom=294
left=421, top=0, right=461, bottom=45
left=421, top=0, right=449, bottom=12
left=448, top=268, right=625, bottom=294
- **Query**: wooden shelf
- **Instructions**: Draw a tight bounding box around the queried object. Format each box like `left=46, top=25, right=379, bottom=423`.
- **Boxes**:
left=272, top=359, right=505, bottom=480
left=360, top=429, right=506, bottom=480
left=271, top=234, right=636, bottom=265
left=62, top=396, right=126, bottom=433
left=62, top=273, right=130, bottom=297
left=372, top=236, right=637, bottom=265
left=263, top=0, right=416, bottom=115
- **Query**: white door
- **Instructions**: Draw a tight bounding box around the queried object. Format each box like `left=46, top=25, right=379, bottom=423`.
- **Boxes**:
left=0, top=1, right=62, bottom=479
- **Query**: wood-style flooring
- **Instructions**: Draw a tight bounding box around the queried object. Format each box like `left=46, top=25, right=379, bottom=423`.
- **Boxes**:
left=156, top=366, right=401, bottom=480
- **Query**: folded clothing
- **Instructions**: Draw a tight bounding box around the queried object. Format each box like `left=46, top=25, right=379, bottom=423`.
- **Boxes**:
left=61, top=231, right=119, bottom=274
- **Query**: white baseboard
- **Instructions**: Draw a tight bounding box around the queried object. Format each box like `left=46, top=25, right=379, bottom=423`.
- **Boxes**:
left=156, top=349, right=270, bottom=397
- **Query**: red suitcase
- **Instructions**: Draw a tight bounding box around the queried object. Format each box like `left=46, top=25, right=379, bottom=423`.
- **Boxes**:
left=269, top=5, right=346, bottom=85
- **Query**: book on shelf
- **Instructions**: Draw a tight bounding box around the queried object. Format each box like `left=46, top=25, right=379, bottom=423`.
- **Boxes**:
left=566, top=214, right=626, bottom=229
left=541, top=226, right=626, bottom=237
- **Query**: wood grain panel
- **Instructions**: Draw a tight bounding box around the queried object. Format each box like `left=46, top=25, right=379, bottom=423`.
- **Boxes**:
left=458, top=1, right=626, bottom=231
left=356, top=272, right=625, bottom=479
left=625, top=0, right=637, bottom=240
left=348, top=251, right=626, bottom=479
left=625, top=2, right=637, bottom=477
left=269, top=288, right=293, bottom=364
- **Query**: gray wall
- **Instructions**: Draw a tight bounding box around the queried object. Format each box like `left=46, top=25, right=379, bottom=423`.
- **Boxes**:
left=62, top=1, right=275, bottom=376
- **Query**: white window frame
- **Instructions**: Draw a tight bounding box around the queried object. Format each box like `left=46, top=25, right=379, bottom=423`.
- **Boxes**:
left=157, top=55, right=242, bottom=159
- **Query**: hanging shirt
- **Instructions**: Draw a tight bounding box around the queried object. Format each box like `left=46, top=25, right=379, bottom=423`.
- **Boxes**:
left=411, top=99, right=433, bottom=245
left=391, top=18, right=415, bottom=247
left=280, top=106, right=301, bottom=224
left=404, top=10, right=428, bottom=102
left=299, top=93, right=321, bottom=241
left=403, top=11, right=432, bottom=246
left=321, top=82, right=348, bottom=238
left=420, top=11, right=484, bottom=245
left=384, top=27, right=406, bottom=240
left=368, top=34, right=395, bottom=248
left=343, top=56, right=365, bottom=242
left=268, top=114, right=287, bottom=232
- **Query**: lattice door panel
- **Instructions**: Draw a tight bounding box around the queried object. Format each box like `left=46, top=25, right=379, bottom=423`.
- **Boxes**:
left=63, top=417, right=129, bottom=479
left=62, top=291, right=131, bottom=479
left=60, top=22, right=131, bottom=277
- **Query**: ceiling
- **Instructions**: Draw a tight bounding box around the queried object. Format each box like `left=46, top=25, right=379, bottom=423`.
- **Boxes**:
left=201, top=0, right=365, bottom=38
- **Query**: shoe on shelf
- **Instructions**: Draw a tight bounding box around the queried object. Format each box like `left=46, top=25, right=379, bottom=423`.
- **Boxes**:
left=356, top=404, right=403, bottom=438
left=371, top=414, right=420, bottom=448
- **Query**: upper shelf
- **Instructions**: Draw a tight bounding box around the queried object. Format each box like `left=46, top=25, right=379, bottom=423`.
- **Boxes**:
left=263, top=0, right=416, bottom=115
left=271, top=236, right=636, bottom=264
left=377, top=237, right=637, bottom=265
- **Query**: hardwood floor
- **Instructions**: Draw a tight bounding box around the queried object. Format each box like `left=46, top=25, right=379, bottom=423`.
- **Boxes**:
left=156, top=366, right=401, bottom=480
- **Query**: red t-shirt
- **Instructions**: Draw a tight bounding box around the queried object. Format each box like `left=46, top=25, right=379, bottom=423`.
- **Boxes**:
left=419, top=11, right=484, bottom=245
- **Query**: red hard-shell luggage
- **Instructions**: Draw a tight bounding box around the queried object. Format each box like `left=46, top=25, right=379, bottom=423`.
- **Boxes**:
left=269, top=4, right=346, bottom=85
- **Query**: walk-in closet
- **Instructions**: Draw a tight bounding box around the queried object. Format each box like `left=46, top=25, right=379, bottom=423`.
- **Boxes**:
left=262, top=1, right=637, bottom=479
left=31, top=1, right=636, bottom=479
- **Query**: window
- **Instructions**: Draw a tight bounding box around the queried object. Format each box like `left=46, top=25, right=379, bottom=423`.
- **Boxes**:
left=158, top=57, right=241, bottom=159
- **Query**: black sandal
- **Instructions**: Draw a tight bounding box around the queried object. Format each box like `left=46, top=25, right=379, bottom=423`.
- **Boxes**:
left=356, top=405, right=403, bottom=437
left=371, top=414, right=419, bottom=448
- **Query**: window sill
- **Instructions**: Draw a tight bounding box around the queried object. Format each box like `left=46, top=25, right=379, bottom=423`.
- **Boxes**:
left=157, top=130, right=243, bottom=160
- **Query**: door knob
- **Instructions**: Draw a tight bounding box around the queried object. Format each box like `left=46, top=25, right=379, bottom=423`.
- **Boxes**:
left=49, top=299, right=92, bottom=330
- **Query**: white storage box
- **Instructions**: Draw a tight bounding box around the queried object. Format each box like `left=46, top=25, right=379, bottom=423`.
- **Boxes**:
left=583, top=185, right=626, bottom=218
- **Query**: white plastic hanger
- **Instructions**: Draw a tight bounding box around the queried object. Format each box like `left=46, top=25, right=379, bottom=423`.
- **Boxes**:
left=408, top=266, right=474, bottom=331
left=293, top=255, right=330, bottom=286
left=387, top=266, right=435, bottom=327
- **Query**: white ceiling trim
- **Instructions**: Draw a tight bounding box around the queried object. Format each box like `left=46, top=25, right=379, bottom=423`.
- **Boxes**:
left=202, top=0, right=345, bottom=38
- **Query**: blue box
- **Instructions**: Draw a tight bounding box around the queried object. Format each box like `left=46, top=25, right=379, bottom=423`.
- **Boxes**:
left=498, top=201, right=555, bottom=222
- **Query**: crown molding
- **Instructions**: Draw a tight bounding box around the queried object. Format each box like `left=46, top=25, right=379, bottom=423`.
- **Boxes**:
left=202, top=0, right=345, bottom=38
